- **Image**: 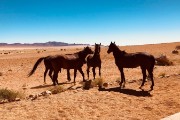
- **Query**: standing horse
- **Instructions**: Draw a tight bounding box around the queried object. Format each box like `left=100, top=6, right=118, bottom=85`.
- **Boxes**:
left=28, top=46, right=93, bottom=85
left=43, top=52, right=88, bottom=83
left=87, top=43, right=101, bottom=79
left=107, top=42, right=155, bottom=91
left=43, top=59, right=71, bottom=84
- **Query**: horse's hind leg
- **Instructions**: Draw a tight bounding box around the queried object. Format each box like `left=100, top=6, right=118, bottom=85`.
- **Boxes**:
left=140, top=67, right=146, bottom=89
left=52, top=70, right=59, bottom=86
left=86, top=66, right=90, bottom=79
left=44, top=68, right=48, bottom=84
left=67, top=69, right=71, bottom=81
left=147, top=68, right=154, bottom=91
left=78, top=68, right=85, bottom=82
left=92, top=67, right=96, bottom=79
left=48, top=69, right=53, bottom=81
left=74, top=69, right=77, bottom=84
left=119, top=67, right=125, bottom=88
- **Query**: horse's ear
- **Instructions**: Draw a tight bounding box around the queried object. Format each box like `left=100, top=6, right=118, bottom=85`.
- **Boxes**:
left=114, top=41, right=115, bottom=44
left=111, top=41, right=112, bottom=43
left=100, top=43, right=101, bottom=45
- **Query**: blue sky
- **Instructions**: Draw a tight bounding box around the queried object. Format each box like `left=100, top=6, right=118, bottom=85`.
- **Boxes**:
left=0, top=0, right=180, bottom=45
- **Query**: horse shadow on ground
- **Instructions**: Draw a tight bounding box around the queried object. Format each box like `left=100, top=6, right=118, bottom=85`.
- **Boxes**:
left=30, top=81, right=74, bottom=89
left=98, top=87, right=152, bottom=97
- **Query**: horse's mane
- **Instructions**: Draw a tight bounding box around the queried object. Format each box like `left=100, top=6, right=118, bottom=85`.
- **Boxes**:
left=121, top=50, right=127, bottom=55
left=111, top=43, right=127, bottom=56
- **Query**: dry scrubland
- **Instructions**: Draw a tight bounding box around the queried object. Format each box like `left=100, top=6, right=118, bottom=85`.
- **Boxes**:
left=0, top=42, right=180, bottom=120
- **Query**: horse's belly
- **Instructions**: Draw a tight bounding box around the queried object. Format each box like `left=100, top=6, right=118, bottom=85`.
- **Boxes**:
left=63, top=60, right=83, bottom=69
left=116, top=61, right=139, bottom=68
left=124, top=64, right=139, bottom=68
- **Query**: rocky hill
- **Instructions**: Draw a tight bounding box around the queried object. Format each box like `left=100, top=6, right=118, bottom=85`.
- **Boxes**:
left=0, top=41, right=89, bottom=46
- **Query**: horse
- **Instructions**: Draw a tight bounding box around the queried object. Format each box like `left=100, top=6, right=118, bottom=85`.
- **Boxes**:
left=107, top=42, right=155, bottom=91
left=43, top=58, right=71, bottom=84
left=28, top=46, right=93, bottom=85
left=86, top=43, right=101, bottom=79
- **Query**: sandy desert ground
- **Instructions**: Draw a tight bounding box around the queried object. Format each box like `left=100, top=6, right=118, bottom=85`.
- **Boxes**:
left=0, top=42, right=180, bottom=120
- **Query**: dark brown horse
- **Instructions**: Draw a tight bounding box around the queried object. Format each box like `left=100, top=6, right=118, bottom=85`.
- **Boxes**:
left=43, top=59, right=71, bottom=84
left=28, top=46, right=93, bottom=85
left=43, top=52, right=88, bottom=83
left=87, top=43, right=101, bottom=79
left=107, top=42, right=155, bottom=91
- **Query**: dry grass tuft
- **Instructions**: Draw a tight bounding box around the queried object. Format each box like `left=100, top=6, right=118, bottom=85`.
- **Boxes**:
left=0, top=88, right=24, bottom=102
left=91, top=78, right=104, bottom=87
left=83, top=78, right=104, bottom=90
left=49, top=86, right=65, bottom=94
left=158, top=72, right=166, bottom=78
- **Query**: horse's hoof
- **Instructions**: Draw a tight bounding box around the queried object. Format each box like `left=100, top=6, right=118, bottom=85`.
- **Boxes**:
left=149, top=87, right=153, bottom=91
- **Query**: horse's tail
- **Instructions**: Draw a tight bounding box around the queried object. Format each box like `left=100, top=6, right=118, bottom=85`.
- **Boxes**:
left=28, top=57, right=45, bottom=77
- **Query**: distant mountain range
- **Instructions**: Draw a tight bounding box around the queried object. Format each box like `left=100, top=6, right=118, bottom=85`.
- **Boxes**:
left=0, top=41, right=89, bottom=46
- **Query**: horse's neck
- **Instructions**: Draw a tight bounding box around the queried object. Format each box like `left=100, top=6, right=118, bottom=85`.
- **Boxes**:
left=112, top=47, right=123, bottom=60
left=93, top=51, right=100, bottom=57
left=78, top=51, right=88, bottom=59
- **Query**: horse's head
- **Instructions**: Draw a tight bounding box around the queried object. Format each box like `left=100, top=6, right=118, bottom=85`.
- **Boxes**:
left=84, top=46, right=93, bottom=54
left=95, top=43, right=101, bottom=54
left=107, top=42, right=116, bottom=54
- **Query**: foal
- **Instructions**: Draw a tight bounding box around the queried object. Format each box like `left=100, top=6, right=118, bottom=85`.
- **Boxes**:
left=87, top=43, right=101, bottom=79
left=107, top=42, right=155, bottom=91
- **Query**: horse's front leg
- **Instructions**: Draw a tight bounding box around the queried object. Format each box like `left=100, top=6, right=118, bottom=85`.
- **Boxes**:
left=86, top=66, right=90, bottom=79
left=119, top=67, right=125, bottom=88
left=78, top=67, right=85, bottom=82
left=92, top=67, right=96, bottom=79
left=99, top=65, right=101, bottom=78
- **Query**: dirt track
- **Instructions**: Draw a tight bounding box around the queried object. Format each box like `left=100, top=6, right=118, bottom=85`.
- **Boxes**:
left=0, top=42, right=180, bottom=120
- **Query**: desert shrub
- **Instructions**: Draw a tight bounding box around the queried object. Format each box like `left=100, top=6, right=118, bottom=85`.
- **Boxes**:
left=175, top=45, right=180, bottom=50
left=172, top=50, right=179, bottom=54
left=91, top=78, right=104, bottom=87
left=83, top=78, right=104, bottom=90
left=0, top=88, right=23, bottom=101
left=49, top=86, right=65, bottom=94
left=155, top=54, right=173, bottom=66
left=0, top=72, right=2, bottom=76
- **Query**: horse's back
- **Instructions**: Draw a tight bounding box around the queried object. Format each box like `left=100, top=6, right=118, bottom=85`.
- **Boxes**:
left=133, top=52, right=155, bottom=68
left=116, top=52, right=155, bottom=68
